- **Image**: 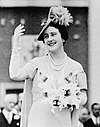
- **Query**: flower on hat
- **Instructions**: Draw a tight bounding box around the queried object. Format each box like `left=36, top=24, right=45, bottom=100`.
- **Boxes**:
left=42, top=6, right=73, bottom=27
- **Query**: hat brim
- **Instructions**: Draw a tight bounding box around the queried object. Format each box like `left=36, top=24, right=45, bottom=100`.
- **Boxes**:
left=37, top=20, right=51, bottom=41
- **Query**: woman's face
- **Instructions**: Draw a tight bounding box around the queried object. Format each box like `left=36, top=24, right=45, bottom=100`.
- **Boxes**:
left=43, top=26, right=64, bottom=52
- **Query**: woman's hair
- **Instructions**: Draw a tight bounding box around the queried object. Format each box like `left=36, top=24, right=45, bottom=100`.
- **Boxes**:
left=43, top=21, right=69, bottom=45
left=37, top=6, right=73, bottom=42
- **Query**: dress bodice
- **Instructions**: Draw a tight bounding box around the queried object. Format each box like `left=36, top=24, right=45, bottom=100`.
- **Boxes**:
left=30, top=53, right=87, bottom=113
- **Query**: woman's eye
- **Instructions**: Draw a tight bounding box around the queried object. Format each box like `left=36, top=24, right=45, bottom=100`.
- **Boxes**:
left=44, top=34, right=48, bottom=39
left=44, top=33, right=56, bottom=39
left=51, top=33, right=56, bottom=36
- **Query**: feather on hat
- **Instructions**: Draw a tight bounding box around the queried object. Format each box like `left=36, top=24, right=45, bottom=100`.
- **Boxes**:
left=37, top=6, right=73, bottom=41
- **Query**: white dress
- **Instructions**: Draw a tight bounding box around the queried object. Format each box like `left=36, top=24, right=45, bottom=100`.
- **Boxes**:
left=9, top=51, right=87, bottom=127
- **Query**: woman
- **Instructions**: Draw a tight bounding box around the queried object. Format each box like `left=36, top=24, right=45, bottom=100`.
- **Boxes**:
left=9, top=6, right=87, bottom=127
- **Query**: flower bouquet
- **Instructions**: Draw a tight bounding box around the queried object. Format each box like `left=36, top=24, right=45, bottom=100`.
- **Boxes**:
left=38, top=72, right=82, bottom=113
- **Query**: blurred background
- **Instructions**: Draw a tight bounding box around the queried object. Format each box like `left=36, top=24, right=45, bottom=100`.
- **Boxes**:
left=0, top=0, right=99, bottom=110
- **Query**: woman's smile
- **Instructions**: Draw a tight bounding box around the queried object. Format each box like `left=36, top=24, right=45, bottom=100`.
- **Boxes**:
left=44, top=26, right=63, bottom=52
left=47, top=41, right=57, bottom=46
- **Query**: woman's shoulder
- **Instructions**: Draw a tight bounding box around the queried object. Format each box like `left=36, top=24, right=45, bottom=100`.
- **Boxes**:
left=65, top=56, right=85, bottom=75
left=29, top=54, right=48, bottom=65
left=67, top=56, right=82, bottom=67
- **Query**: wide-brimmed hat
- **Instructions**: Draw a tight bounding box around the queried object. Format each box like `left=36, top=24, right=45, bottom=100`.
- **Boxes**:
left=37, top=6, right=73, bottom=41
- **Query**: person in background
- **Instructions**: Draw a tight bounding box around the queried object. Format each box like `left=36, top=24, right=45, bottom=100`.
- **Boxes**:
left=0, top=94, right=20, bottom=127
left=18, top=93, right=23, bottom=115
left=90, top=103, right=100, bottom=127
left=80, top=103, right=100, bottom=127
left=9, top=5, right=87, bottom=127
left=14, top=93, right=23, bottom=116
left=78, top=106, right=90, bottom=127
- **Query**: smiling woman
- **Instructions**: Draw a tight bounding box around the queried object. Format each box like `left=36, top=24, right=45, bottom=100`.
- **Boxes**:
left=9, top=6, right=87, bottom=127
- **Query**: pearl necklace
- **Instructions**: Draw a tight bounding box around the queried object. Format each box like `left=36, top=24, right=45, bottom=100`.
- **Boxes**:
left=49, top=53, right=66, bottom=71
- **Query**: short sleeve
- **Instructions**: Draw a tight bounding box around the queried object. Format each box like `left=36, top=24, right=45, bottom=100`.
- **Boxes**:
left=72, top=63, right=87, bottom=90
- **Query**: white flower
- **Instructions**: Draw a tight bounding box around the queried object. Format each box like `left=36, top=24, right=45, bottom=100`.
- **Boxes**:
left=14, top=114, right=20, bottom=120
left=48, top=6, right=73, bottom=26
left=38, top=72, right=82, bottom=113
left=42, top=6, right=73, bottom=27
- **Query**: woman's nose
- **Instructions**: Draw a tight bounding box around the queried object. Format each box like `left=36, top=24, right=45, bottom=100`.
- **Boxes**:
left=48, top=35, right=52, bottom=41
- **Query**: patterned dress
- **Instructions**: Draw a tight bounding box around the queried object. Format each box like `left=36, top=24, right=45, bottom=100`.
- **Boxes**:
left=10, top=51, right=87, bottom=127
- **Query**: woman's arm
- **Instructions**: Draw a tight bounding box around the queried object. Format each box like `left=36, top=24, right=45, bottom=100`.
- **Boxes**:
left=9, top=24, right=35, bottom=81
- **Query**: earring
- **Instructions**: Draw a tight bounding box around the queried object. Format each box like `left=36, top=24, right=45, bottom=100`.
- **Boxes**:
left=62, top=39, right=65, bottom=43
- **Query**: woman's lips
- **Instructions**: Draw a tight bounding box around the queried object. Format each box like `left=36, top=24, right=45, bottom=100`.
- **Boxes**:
left=47, top=41, right=56, bottom=46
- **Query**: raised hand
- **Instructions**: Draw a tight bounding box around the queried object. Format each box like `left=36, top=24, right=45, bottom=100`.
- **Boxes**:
left=13, top=24, right=25, bottom=48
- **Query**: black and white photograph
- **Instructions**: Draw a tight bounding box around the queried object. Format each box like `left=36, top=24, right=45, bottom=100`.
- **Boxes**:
left=0, top=0, right=100, bottom=127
